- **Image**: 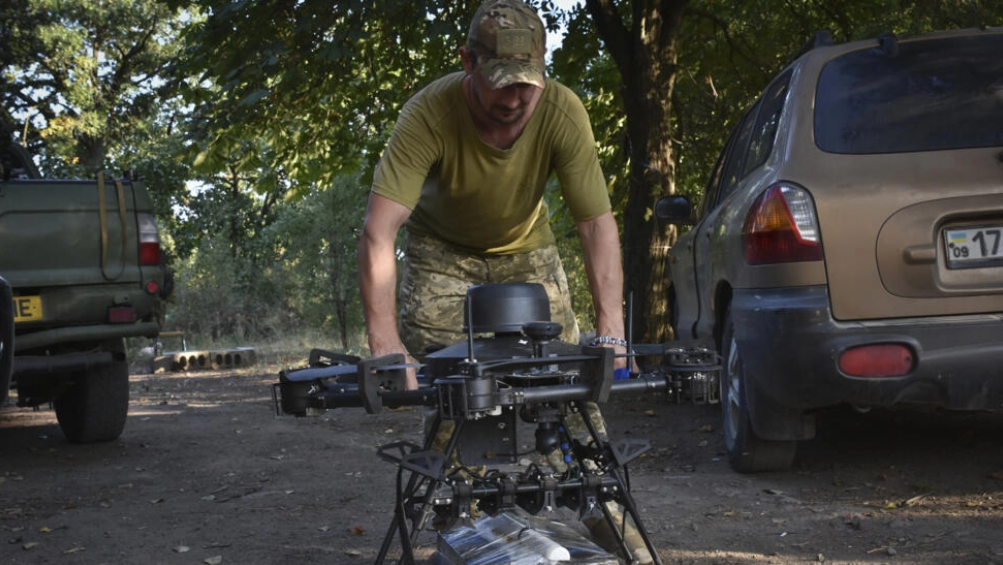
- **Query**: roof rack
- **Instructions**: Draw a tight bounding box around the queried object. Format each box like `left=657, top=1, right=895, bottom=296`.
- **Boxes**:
left=877, top=32, right=899, bottom=56
left=786, top=30, right=834, bottom=65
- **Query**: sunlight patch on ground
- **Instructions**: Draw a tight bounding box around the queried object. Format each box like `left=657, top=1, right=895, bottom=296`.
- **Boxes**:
left=169, top=401, right=221, bottom=409
left=128, top=407, right=184, bottom=417
left=663, top=548, right=981, bottom=564
left=0, top=407, right=56, bottom=429
left=858, top=492, right=1003, bottom=516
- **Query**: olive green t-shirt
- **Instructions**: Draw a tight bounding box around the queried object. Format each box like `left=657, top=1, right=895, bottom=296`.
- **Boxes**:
left=371, top=71, right=609, bottom=255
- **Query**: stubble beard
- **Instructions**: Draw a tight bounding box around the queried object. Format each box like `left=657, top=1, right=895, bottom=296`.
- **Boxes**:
left=488, top=104, right=525, bottom=125
left=470, top=78, right=525, bottom=126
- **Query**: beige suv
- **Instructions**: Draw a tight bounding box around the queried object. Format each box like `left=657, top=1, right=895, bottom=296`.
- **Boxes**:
left=660, top=28, right=1003, bottom=473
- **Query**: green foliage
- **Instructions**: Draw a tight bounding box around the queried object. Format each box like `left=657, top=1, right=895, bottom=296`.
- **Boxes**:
left=167, top=183, right=290, bottom=343
left=552, top=4, right=630, bottom=210
left=172, top=0, right=481, bottom=196
left=167, top=229, right=290, bottom=342
left=172, top=171, right=283, bottom=261
left=1, top=0, right=188, bottom=176
left=265, top=175, right=370, bottom=349
left=166, top=172, right=370, bottom=349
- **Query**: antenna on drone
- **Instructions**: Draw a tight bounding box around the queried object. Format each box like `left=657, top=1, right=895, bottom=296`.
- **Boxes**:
left=627, top=292, right=633, bottom=348
left=465, top=292, right=476, bottom=363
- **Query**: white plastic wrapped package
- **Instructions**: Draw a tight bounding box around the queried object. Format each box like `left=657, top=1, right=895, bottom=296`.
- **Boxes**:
left=437, top=508, right=619, bottom=565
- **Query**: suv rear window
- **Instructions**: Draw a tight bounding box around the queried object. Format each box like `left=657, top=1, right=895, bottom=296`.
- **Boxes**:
left=815, top=34, right=1003, bottom=154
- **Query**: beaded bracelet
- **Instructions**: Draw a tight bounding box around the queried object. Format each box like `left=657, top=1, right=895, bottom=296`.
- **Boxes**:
left=591, top=335, right=628, bottom=347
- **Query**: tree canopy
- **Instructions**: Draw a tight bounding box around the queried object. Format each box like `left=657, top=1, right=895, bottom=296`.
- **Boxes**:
left=172, top=0, right=474, bottom=194
left=1, top=0, right=188, bottom=176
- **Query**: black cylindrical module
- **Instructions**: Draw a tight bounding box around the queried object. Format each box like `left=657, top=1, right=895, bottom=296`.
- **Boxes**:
left=465, top=375, right=496, bottom=414
left=278, top=374, right=316, bottom=416
left=463, top=283, right=550, bottom=334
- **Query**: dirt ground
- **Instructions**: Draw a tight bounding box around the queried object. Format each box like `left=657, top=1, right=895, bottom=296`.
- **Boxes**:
left=2, top=357, right=1003, bottom=565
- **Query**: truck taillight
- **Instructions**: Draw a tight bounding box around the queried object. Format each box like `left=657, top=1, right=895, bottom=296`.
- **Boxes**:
left=137, top=213, right=161, bottom=266
left=108, top=305, right=138, bottom=324
left=742, top=183, right=823, bottom=265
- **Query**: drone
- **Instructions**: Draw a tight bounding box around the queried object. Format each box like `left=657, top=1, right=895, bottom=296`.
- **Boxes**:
left=273, top=283, right=719, bottom=565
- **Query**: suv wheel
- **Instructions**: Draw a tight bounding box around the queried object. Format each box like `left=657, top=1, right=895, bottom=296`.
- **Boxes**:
left=721, top=310, right=796, bottom=472
left=54, top=338, right=129, bottom=442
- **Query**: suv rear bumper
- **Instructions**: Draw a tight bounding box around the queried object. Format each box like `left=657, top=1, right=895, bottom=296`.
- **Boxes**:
left=731, top=286, right=1003, bottom=412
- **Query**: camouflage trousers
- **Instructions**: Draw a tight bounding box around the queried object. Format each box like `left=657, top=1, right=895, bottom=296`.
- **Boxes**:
left=399, top=232, right=580, bottom=357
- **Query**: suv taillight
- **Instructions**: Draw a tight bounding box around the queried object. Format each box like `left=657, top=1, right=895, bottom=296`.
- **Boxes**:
left=137, top=213, right=161, bottom=266
left=742, top=183, right=822, bottom=265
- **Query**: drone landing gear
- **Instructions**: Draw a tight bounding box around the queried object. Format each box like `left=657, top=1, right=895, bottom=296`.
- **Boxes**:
left=374, top=399, right=661, bottom=565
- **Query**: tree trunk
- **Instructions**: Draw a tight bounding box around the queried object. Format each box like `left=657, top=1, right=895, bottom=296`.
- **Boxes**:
left=228, top=166, right=241, bottom=258
left=78, top=135, right=107, bottom=175
left=326, top=231, right=350, bottom=350
left=585, top=0, right=687, bottom=343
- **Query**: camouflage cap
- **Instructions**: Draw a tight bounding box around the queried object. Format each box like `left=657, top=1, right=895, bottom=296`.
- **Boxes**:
left=467, top=0, right=547, bottom=90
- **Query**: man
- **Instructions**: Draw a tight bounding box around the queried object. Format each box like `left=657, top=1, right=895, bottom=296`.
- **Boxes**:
left=359, top=0, right=628, bottom=387
left=359, top=8, right=651, bottom=560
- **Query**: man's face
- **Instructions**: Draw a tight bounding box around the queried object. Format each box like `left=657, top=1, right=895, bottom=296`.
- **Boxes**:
left=462, top=49, right=542, bottom=126
left=471, top=73, right=539, bottom=125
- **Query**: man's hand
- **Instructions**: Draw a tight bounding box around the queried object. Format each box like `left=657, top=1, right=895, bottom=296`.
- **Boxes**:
left=389, top=355, right=419, bottom=391
left=594, top=340, right=639, bottom=375
left=368, top=344, right=419, bottom=390
left=404, top=366, right=418, bottom=390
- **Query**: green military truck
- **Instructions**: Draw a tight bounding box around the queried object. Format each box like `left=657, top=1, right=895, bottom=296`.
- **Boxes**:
left=1, top=139, right=169, bottom=442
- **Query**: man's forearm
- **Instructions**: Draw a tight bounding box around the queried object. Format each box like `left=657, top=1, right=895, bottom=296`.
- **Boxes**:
left=577, top=211, right=626, bottom=339
left=358, top=194, right=412, bottom=357
left=358, top=231, right=403, bottom=356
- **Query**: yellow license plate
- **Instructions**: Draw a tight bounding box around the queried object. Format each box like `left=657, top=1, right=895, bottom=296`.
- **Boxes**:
left=14, top=295, right=43, bottom=323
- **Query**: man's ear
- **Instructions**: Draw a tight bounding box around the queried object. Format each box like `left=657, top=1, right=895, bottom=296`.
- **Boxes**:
left=459, top=47, right=475, bottom=74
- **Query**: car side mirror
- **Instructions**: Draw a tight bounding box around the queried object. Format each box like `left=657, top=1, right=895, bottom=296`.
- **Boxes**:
left=654, top=195, right=694, bottom=225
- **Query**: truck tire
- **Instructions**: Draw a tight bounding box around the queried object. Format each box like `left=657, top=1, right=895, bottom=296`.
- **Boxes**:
left=54, top=339, right=129, bottom=443
left=720, top=309, right=796, bottom=473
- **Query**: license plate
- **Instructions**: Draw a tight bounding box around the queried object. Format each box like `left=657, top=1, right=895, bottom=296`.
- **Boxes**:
left=13, top=295, right=43, bottom=323
left=944, top=225, right=1003, bottom=268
